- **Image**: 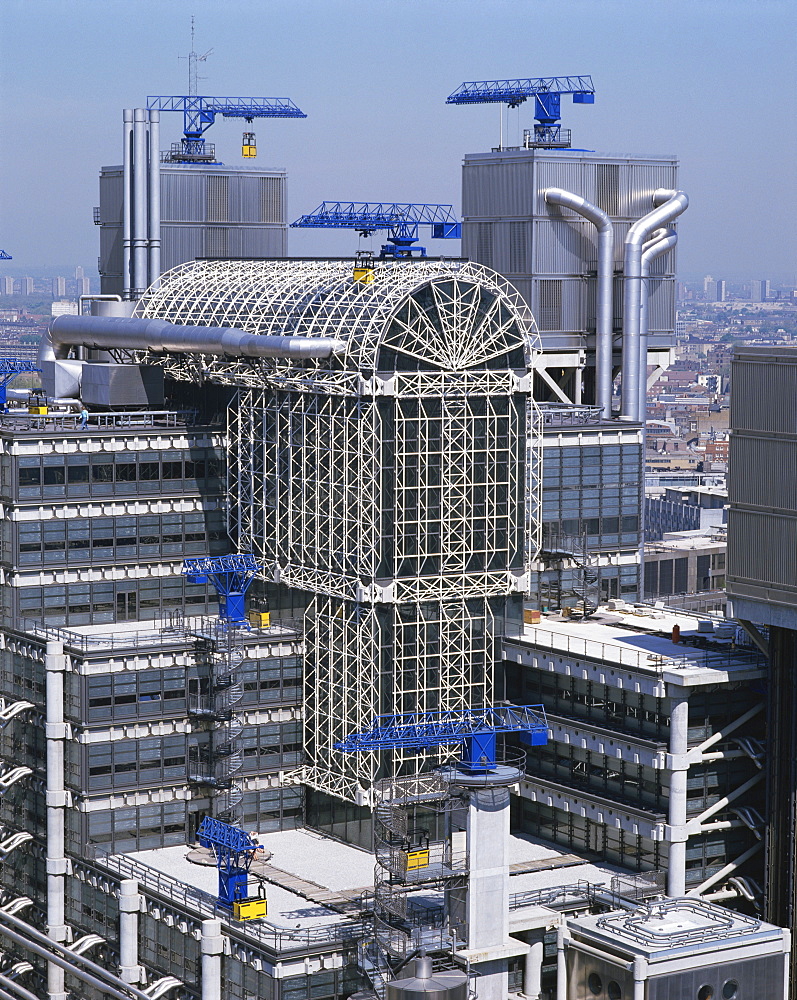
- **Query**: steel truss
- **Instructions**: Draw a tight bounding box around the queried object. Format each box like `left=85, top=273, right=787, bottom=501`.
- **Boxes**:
left=137, top=259, right=542, bottom=803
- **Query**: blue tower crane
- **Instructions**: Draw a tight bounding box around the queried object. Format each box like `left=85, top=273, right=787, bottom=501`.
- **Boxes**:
left=335, top=704, right=548, bottom=774
left=0, top=358, right=40, bottom=411
left=147, top=95, right=306, bottom=163
left=447, top=75, right=594, bottom=148
left=0, top=251, right=11, bottom=261
left=181, top=553, right=259, bottom=625
left=291, top=202, right=462, bottom=259
left=197, top=816, right=267, bottom=918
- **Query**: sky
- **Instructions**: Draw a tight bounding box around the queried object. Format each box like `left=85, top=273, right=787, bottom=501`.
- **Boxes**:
left=1, top=0, right=795, bottom=283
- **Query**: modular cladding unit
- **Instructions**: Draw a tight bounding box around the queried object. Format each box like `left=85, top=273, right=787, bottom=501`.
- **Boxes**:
left=726, top=346, right=797, bottom=987
left=461, top=148, right=679, bottom=402
left=97, top=161, right=287, bottom=296
left=129, top=257, right=542, bottom=806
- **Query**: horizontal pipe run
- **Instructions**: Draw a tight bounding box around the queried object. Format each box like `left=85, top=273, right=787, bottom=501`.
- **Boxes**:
left=40, top=314, right=346, bottom=366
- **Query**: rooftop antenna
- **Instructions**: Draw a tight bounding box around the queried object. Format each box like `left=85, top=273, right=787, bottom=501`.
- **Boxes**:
left=180, top=16, right=213, bottom=96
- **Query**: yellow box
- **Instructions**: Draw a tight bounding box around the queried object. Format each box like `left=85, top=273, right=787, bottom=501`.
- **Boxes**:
left=353, top=267, right=375, bottom=284
left=248, top=611, right=271, bottom=628
left=404, top=849, right=429, bottom=871
left=233, top=897, right=267, bottom=921
left=524, top=609, right=541, bottom=625
left=242, top=146, right=257, bottom=158
left=28, top=406, right=48, bottom=415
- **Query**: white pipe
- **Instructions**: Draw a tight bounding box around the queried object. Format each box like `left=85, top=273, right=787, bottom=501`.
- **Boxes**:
left=45, top=641, right=67, bottom=1000
left=201, top=919, right=223, bottom=1000
left=148, top=110, right=161, bottom=291
left=621, top=189, right=688, bottom=420
left=639, top=228, right=677, bottom=422
left=132, top=110, right=148, bottom=299
left=545, top=188, right=614, bottom=418
left=41, top=314, right=346, bottom=366
left=667, top=693, right=689, bottom=896
left=555, top=926, right=566, bottom=1000
left=122, top=111, right=133, bottom=301
left=524, top=937, right=543, bottom=1000
left=118, top=880, right=142, bottom=984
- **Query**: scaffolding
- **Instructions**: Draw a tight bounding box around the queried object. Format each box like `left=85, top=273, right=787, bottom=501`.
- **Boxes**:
left=136, top=259, right=542, bottom=803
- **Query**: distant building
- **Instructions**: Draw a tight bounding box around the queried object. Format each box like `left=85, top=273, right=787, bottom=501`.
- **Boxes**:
left=751, top=278, right=770, bottom=302
left=52, top=276, right=66, bottom=297
left=74, top=265, right=85, bottom=280
left=1, top=276, right=13, bottom=296
left=20, top=277, right=33, bottom=295
left=50, top=300, right=79, bottom=317
left=646, top=484, right=727, bottom=540
left=77, top=276, right=91, bottom=296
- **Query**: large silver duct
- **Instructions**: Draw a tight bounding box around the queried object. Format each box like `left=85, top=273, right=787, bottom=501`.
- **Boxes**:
left=39, top=314, right=346, bottom=366
left=621, top=188, right=688, bottom=420
left=132, top=109, right=149, bottom=299
left=638, top=227, right=677, bottom=422
left=545, top=188, right=614, bottom=419
left=122, top=110, right=133, bottom=300
left=147, top=109, right=161, bottom=291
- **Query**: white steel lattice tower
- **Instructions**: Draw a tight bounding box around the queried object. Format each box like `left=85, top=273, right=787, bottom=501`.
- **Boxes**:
left=136, top=258, right=542, bottom=803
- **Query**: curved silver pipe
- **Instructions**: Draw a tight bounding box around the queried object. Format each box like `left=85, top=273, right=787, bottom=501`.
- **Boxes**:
left=621, top=188, right=688, bottom=420
left=40, top=314, right=346, bottom=366
left=639, top=227, right=677, bottom=422
left=545, top=188, right=614, bottom=418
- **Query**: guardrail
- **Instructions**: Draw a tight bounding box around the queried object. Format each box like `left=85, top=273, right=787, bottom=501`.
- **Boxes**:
left=92, top=850, right=367, bottom=953
left=0, top=409, right=208, bottom=432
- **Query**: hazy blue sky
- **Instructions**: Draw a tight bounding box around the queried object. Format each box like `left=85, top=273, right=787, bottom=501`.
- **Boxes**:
left=1, top=0, right=795, bottom=281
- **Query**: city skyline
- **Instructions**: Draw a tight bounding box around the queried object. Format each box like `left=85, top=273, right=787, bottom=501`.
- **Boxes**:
left=1, top=0, right=795, bottom=281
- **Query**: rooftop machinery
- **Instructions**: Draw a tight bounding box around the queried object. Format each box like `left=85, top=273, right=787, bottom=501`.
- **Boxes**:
left=0, top=358, right=40, bottom=410
left=196, top=816, right=268, bottom=919
left=146, top=94, right=306, bottom=163
left=446, top=75, right=594, bottom=148
left=291, top=202, right=462, bottom=258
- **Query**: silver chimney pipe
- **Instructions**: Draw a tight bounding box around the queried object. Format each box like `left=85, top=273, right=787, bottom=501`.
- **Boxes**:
left=638, top=227, right=677, bottom=422
left=132, top=109, right=149, bottom=299
left=40, top=314, right=346, bottom=366
left=122, top=110, right=133, bottom=300
left=545, top=188, right=615, bottom=419
left=621, top=188, right=688, bottom=421
left=147, top=109, right=161, bottom=291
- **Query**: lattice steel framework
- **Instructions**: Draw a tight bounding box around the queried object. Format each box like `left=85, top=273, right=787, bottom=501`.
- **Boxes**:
left=136, top=259, right=542, bottom=803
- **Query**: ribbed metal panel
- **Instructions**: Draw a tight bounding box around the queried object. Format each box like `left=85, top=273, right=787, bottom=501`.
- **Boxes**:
left=531, top=277, right=584, bottom=332
left=161, top=171, right=205, bottom=223
left=161, top=226, right=203, bottom=271
left=534, top=160, right=585, bottom=212
left=99, top=226, right=122, bottom=277
left=240, top=226, right=286, bottom=257
left=628, top=163, right=678, bottom=218
left=730, top=434, right=797, bottom=508
left=731, top=352, right=797, bottom=433
left=647, top=279, right=675, bottom=332
left=260, top=177, right=284, bottom=224
left=99, top=169, right=124, bottom=225
left=533, top=219, right=592, bottom=274
left=206, top=175, right=229, bottom=223
left=464, top=160, right=534, bottom=218
left=728, top=508, right=797, bottom=590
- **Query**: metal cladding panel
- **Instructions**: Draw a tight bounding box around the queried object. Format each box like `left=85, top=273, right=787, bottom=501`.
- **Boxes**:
left=647, top=954, right=784, bottom=1000
left=463, top=159, right=535, bottom=218
left=533, top=218, right=594, bottom=275
left=647, top=279, right=676, bottom=332
left=240, top=226, right=287, bottom=257
left=727, top=508, right=797, bottom=594
left=628, top=162, right=679, bottom=218
left=259, top=176, right=285, bottom=224
left=730, top=351, right=797, bottom=432
left=531, top=277, right=584, bottom=332
left=80, top=364, right=164, bottom=407
left=99, top=168, right=124, bottom=225
left=99, top=226, right=122, bottom=280
left=206, top=175, right=229, bottom=223
left=161, top=171, right=205, bottom=223
left=730, top=434, right=797, bottom=508
left=534, top=159, right=587, bottom=212
left=161, top=226, right=204, bottom=272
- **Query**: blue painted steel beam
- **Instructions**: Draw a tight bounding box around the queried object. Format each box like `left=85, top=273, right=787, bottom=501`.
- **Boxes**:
left=446, top=76, right=594, bottom=107
left=197, top=817, right=261, bottom=907
left=0, top=251, right=11, bottom=261
left=147, top=95, right=306, bottom=141
left=291, top=202, right=459, bottom=232
left=0, top=358, right=41, bottom=409
left=334, top=705, right=548, bottom=752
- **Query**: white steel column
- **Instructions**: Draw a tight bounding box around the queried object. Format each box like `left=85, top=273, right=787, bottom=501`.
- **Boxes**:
left=201, top=918, right=224, bottom=1000
left=555, top=926, right=567, bottom=1000
left=633, top=957, right=646, bottom=1000
left=523, top=935, right=544, bottom=999
left=119, top=880, right=143, bottom=984
left=46, top=641, right=69, bottom=1000
left=667, top=692, right=690, bottom=896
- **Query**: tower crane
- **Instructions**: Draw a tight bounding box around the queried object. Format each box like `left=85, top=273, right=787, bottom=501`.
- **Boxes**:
left=290, top=202, right=461, bottom=259
left=0, top=251, right=11, bottom=261
left=335, top=704, right=548, bottom=773
left=146, top=95, right=306, bottom=163
left=196, top=816, right=268, bottom=919
left=446, top=75, right=594, bottom=148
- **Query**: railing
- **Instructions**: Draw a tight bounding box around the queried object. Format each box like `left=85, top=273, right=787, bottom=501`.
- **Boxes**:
left=509, top=881, right=600, bottom=910
left=91, top=850, right=366, bottom=953
left=517, top=622, right=766, bottom=675
left=0, top=409, right=207, bottom=431
left=537, top=404, right=605, bottom=427
left=17, top=614, right=303, bottom=655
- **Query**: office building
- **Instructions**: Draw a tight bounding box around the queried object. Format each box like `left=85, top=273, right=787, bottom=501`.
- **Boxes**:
left=52, top=276, right=66, bottom=297
left=726, top=345, right=797, bottom=986
left=1, top=276, right=14, bottom=296
left=751, top=278, right=770, bottom=302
